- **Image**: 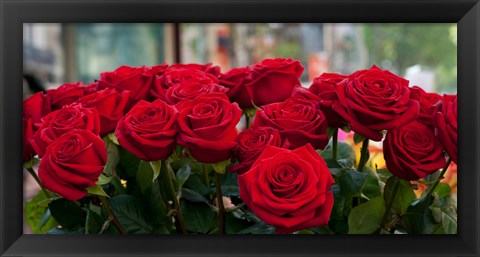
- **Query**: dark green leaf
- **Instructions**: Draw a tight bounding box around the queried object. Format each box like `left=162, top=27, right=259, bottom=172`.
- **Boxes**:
left=184, top=173, right=212, bottom=195
left=25, top=191, right=57, bottom=234
left=433, top=183, right=451, bottom=199
left=109, top=195, right=153, bottom=234
left=339, top=170, right=367, bottom=197
left=384, top=177, right=416, bottom=215
left=237, top=221, right=275, bottom=234
left=348, top=197, right=385, bottom=234
left=48, top=199, right=86, bottom=229
left=320, top=142, right=356, bottom=162
left=176, top=164, right=192, bottom=190
left=117, top=146, right=141, bottom=179
left=220, top=171, right=239, bottom=197
left=181, top=188, right=209, bottom=203
left=362, top=174, right=382, bottom=199
left=375, top=167, right=393, bottom=182
left=225, top=212, right=252, bottom=234
left=145, top=182, right=171, bottom=233
left=136, top=160, right=154, bottom=194
left=401, top=196, right=437, bottom=234
left=47, top=227, right=85, bottom=234
left=180, top=200, right=214, bottom=234
left=85, top=209, right=104, bottom=234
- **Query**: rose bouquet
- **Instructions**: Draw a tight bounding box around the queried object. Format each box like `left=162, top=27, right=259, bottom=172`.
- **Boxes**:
left=23, top=58, right=457, bottom=235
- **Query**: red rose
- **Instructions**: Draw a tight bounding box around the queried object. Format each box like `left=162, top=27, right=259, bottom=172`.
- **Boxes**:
left=332, top=65, right=420, bottom=141
left=46, top=82, right=84, bottom=110
left=164, top=82, right=228, bottom=105
left=39, top=129, right=107, bottom=201
left=252, top=97, right=329, bottom=150
left=384, top=121, right=446, bottom=180
left=177, top=93, right=242, bottom=163
left=309, top=73, right=348, bottom=128
left=74, top=88, right=131, bottom=136
left=409, top=86, right=442, bottom=128
left=434, top=94, right=457, bottom=164
left=230, top=127, right=282, bottom=174
left=99, top=65, right=155, bottom=102
left=245, top=58, right=304, bottom=106
left=169, top=63, right=221, bottom=77
left=31, top=104, right=101, bottom=158
left=239, top=144, right=334, bottom=233
left=23, top=92, right=52, bottom=161
left=116, top=99, right=178, bottom=161
left=151, top=67, right=219, bottom=100
left=219, top=67, right=252, bottom=109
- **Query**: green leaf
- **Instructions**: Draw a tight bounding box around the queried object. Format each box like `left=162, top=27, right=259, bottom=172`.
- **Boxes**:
left=401, top=196, right=437, bottom=234
left=362, top=174, right=382, bottom=199
left=47, top=226, right=85, bottom=234
left=225, top=212, right=253, bottom=234
left=96, top=174, right=112, bottom=185
left=176, top=163, right=192, bottom=190
left=150, top=160, right=161, bottom=182
left=375, top=167, right=393, bottom=182
left=181, top=200, right=215, bottom=234
left=136, top=160, right=154, bottom=194
left=181, top=188, right=209, bottom=203
left=145, top=182, right=171, bottom=233
left=109, top=195, right=153, bottom=234
left=212, top=159, right=230, bottom=174
left=348, top=197, right=385, bottom=234
left=184, top=174, right=212, bottom=195
left=103, top=136, right=120, bottom=177
left=25, top=191, right=57, bottom=234
left=220, top=171, right=239, bottom=197
left=87, top=185, right=110, bottom=198
left=433, top=183, right=451, bottom=199
left=237, top=221, right=275, bottom=234
left=353, top=133, right=366, bottom=145
left=321, top=142, right=356, bottom=161
left=85, top=209, right=104, bottom=234
left=384, top=177, right=416, bottom=215
left=117, top=146, right=141, bottom=179
left=48, top=199, right=86, bottom=229
left=339, top=170, right=367, bottom=197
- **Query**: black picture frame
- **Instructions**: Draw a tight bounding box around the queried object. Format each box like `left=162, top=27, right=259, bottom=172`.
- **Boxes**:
left=1, top=0, right=479, bottom=256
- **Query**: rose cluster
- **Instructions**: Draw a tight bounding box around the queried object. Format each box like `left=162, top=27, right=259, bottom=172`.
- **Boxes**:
left=23, top=58, right=457, bottom=234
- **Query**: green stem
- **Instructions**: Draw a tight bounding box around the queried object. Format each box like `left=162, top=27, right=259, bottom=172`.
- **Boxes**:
left=380, top=177, right=400, bottom=230
left=424, top=158, right=452, bottom=198
left=357, top=139, right=370, bottom=173
left=164, top=161, right=187, bottom=234
left=332, top=129, right=338, bottom=160
left=99, top=196, right=127, bottom=235
left=245, top=112, right=251, bottom=129
left=215, top=172, right=225, bottom=234
left=203, top=165, right=210, bottom=187
left=26, top=167, right=51, bottom=199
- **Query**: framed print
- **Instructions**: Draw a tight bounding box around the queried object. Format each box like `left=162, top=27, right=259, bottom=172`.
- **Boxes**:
left=1, top=0, right=479, bottom=256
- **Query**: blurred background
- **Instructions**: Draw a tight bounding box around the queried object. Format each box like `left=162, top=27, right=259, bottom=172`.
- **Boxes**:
left=23, top=23, right=457, bottom=97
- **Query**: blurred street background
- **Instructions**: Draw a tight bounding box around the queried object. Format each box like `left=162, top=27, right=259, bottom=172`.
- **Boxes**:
left=23, top=23, right=457, bottom=97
